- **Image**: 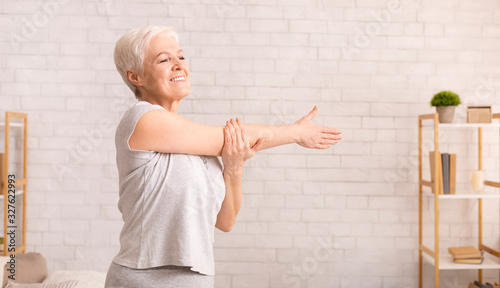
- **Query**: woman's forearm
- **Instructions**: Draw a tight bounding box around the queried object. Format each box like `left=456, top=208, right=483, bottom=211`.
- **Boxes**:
left=244, top=123, right=299, bottom=150
left=243, top=107, right=341, bottom=151
left=215, top=169, right=242, bottom=232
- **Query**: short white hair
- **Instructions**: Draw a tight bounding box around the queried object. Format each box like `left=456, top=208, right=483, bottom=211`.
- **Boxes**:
left=114, top=26, right=179, bottom=100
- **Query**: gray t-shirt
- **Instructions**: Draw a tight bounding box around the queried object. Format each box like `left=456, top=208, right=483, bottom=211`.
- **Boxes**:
left=111, top=101, right=226, bottom=276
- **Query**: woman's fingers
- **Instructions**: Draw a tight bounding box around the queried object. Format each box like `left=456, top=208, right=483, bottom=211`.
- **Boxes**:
left=231, top=118, right=242, bottom=145
left=224, top=126, right=230, bottom=144
left=236, top=118, right=246, bottom=142
left=241, top=124, right=249, bottom=146
left=304, top=106, right=318, bottom=121
left=226, top=120, right=236, bottom=148
left=229, top=119, right=240, bottom=147
left=231, top=118, right=240, bottom=135
left=236, top=118, right=250, bottom=149
left=323, top=127, right=341, bottom=134
left=232, top=118, right=249, bottom=149
left=321, top=139, right=338, bottom=145
left=322, top=133, right=342, bottom=140
left=236, top=117, right=245, bottom=130
left=227, top=118, right=246, bottom=152
left=226, top=118, right=258, bottom=162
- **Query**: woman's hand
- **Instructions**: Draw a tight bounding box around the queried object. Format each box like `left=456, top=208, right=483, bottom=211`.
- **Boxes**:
left=294, top=106, right=342, bottom=149
left=221, top=118, right=264, bottom=175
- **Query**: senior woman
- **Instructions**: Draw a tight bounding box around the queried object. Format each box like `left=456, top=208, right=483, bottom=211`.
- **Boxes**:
left=105, top=26, right=342, bottom=288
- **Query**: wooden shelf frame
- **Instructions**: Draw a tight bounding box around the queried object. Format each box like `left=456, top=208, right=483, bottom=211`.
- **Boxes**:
left=2, top=112, right=27, bottom=256
left=418, top=113, right=500, bottom=288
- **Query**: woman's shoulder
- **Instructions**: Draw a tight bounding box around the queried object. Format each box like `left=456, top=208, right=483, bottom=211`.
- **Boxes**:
left=115, top=101, right=164, bottom=143
left=119, top=101, right=164, bottom=124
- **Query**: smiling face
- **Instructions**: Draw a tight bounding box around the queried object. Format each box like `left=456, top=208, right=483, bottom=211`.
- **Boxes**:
left=134, top=32, right=190, bottom=105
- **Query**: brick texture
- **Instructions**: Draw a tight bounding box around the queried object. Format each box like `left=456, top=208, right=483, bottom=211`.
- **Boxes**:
left=2, top=0, right=500, bottom=287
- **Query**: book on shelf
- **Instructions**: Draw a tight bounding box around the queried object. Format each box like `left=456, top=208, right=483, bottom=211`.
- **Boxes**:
left=429, top=151, right=443, bottom=194
left=442, top=153, right=450, bottom=194
left=448, top=246, right=483, bottom=259
left=454, top=257, right=484, bottom=264
left=449, top=153, right=456, bottom=194
left=429, top=151, right=456, bottom=194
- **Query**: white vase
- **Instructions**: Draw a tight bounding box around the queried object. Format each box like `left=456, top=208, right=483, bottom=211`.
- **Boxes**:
left=472, top=170, right=484, bottom=192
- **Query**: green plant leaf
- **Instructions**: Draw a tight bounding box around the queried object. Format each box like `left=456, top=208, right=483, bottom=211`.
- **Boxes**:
left=430, top=91, right=461, bottom=107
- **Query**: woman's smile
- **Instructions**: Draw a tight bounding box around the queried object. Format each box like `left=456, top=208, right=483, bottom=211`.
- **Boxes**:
left=170, top=76, right=185, bottom=82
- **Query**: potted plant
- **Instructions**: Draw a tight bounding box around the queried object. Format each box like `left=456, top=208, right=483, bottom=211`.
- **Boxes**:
left=430, top=91, right=461, bottom=123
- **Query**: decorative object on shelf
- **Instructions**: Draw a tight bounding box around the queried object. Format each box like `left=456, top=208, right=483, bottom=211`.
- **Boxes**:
left=430, top=91, right=461, bottom=123
left=472, top=170, right=485, bottom=192
left=467, top=106, right=492, bottom=123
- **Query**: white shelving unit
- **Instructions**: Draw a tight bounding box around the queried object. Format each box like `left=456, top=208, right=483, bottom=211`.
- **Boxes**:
left=423, top=253, right=500, bottom=270
left=423, top=123, right=500, bottom=128
left=0, top=188, right=24, bottom=200
left=0, top=123, right=24, bottom=128
left=418, top=113, right=500, bottom=288
left=423, top=189, right=500, bottom=199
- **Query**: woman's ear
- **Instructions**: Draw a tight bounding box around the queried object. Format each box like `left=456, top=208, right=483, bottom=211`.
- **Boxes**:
left=126, top=69, right=143, bottom=87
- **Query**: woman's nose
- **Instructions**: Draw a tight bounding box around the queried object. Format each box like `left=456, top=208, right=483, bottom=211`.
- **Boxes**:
left=171, top=58, right=186, bottom=71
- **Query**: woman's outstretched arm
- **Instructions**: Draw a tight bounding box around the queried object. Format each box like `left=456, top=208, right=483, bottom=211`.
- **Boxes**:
left=129, top=105, right=341, bottom=156
left=244, top=106, right=341, bottom=150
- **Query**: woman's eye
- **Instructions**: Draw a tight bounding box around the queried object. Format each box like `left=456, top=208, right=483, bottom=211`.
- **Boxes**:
left=159, top=56, right=185, bottom=63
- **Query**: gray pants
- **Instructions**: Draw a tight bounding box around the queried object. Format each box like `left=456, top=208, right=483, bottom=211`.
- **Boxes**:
left=104, top=261, right=215, bottom=288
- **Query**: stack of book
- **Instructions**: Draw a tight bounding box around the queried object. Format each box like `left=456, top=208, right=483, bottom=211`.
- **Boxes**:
left=429, top=151, right=457, bottom=194
left=448, top=246, right=484, bottom=264
left=469, top=281, right=500, bottom=288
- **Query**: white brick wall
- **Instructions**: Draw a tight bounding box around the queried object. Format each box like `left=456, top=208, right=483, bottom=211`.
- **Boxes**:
left=2, top=0, right=500, bottom=287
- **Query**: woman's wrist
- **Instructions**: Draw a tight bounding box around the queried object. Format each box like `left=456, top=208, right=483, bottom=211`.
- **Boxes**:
left=223, top=166, right=243, bottom=178
left=290, top=122, right=302, bottom=144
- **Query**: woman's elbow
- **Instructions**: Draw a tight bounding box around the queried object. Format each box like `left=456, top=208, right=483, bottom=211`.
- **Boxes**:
left=216, top=218, right=236, bottom=232
left=218, top=225, right=233, bottom=233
